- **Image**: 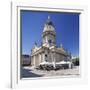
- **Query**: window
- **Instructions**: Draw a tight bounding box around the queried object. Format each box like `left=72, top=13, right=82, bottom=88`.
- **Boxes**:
left=45, top=54, right=47, bottom=57
left=48, top=39, right=52, bottom=43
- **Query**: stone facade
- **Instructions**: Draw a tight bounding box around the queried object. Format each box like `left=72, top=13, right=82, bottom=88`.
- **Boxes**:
left=31, top=16, right=71, bottom=67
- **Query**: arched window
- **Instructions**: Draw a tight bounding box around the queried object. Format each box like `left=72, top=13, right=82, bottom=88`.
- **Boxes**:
left=45, top=54, right=47, bottom=62
left=48, top=39, right=52, bottom=44
left=45, top=54, right=47, bottom=57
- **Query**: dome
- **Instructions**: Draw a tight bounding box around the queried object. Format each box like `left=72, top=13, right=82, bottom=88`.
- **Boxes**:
left=45, top=16, right=54, bottom=26
left=46, top=21, right=53, bottom=25
left=43, top=16, right=55, bottom=33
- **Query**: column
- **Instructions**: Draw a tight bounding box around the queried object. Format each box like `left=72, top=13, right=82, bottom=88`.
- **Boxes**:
left=31, top=56, right=33, bottom=66
left=41, top=53, right=42, bottom=62
left=43, top=52, right=45, bottom=62
left=41, top=53, right=43, bottom=62
left=33, top=55, right=35, bottom=67
left=37, top=54, right=39, bottom=66
left=53, top=52, right=56, bottom=68
left=36, top=54, right=38, bottom=66
left=51, top=52, right=53, bottom=62
left=46, top=36, right=48, bottom=43
left=39, top=53, right=41, bottom=64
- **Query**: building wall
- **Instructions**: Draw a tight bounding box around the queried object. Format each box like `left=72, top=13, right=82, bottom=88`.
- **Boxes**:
left=48, top=52, right=52, bottom=62
left=31, top=53, right=44, bottom=67
left=31, top=49, right=69, bottom=67
left=31, top=56, right=34, bottom=66
left=55, top=53, right=66, bottom=62
left=22, top=55, right=30, bottom=66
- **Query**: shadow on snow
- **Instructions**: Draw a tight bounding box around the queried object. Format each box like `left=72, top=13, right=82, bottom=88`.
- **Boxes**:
left=21, top=67, right=44, bottom=78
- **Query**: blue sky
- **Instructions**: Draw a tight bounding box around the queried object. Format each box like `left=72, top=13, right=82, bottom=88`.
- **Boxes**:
left=21, top=10, right=79, bottom=57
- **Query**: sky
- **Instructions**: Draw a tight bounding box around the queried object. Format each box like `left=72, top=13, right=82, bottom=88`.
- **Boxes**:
left=21, top=10, right=79, bottom=57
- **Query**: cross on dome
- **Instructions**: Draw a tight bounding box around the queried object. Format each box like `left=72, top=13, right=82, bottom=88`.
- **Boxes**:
left=48, top=15, right=50, bottom=20
left=43, top=16, right=56, bottom=33
left=60, top=43, right=63, bottom=48
left=45, top=15, right=54, bottom=26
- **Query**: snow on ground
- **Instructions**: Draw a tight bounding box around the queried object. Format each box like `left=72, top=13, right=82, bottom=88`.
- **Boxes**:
left=21, top=66, right=80, bottom=78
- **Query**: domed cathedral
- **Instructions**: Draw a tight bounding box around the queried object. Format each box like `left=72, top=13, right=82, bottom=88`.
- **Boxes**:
left=31, top=16, right=71, bottom=68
